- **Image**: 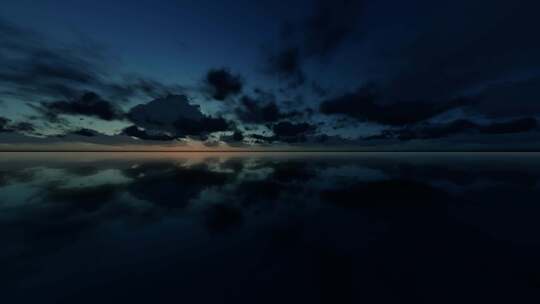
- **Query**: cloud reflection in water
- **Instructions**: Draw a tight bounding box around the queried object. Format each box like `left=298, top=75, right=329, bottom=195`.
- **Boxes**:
left=1, top=152, right=540, bottom=303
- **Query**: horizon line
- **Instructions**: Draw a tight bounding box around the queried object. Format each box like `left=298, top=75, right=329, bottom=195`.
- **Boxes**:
left=1, top=150, right=540, bottom=153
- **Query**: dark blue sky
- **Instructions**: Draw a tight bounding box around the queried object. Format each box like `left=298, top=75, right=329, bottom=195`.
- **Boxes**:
left=2, top=1, right=290, bottom=86
left=1, top=0, right=539, bottom=150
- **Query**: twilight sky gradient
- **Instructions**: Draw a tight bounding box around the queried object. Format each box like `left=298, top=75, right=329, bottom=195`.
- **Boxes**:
left=1, top=0, right=539, bottom=150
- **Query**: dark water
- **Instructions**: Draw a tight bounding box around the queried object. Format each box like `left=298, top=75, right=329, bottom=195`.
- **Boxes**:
left=1, top=152, right=540, bottom=303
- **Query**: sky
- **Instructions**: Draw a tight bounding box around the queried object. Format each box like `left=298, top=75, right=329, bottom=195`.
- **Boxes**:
left=0, top=0, right=539, bottom=150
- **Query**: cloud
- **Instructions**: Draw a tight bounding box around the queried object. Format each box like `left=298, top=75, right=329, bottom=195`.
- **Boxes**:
left=248, top=133, right=274, bottom=144
left=0, top=18, right=182, bottom=103
left=247, top=121, right=318, bottom=144
left=263, top=0, right=365, bottom=88
left=471, top=77, right=540, bottom=119
left=235, top=96, right=282, bottom=123
left=173, top=116, right=230, bottom=138
left=311, top=1, right=540, bottom=128
left=376, top=1, right=540, bottom=103
left=235, top=95, right=301, bottom=124
left=122, top=125, right=176, bottom=141
left=104, top=77, right=185, bottom=102
left=9, top=122, right=35, bottom=133
left=70, top=128, right=100, bottom=137
left=218, top=131, right=246, bottom=147
left=366, top=118, right=538, bottom=141
left=0, top=116, right=36, bottom=134
left=2, top=3, right=540, bottom=150
left=0, top=18, right=109, bottom=101
left=480, top=118, right=538, bottom=135
left=272, top=122, right=316, bottom=137
left=320, top=85, right=470, bottom=126
left=265, top=47, right=305, bottom=88
left=303, top=0, right=365, bottom=58
left=393, top=120, right=479, bottom=141
left=0, top=19, right=100, bottom=99
left=0, top=117, right=10, bottom=132
left=128, top=94, right=231, bottom=139
left=128, top=95, right=202, bottom=128
left=311, top=81, right=329, bottom=97
left=232, top=131, right=244, bottom=142
left=37, top=92, right=124, bottom=121
left=203, top=68, right=243, bottom=101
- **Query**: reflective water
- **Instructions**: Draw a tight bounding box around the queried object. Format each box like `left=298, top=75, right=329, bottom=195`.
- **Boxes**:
left=1, top=152, right=540, bottom=303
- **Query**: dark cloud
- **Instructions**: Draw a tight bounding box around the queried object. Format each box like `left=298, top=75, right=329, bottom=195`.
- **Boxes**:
left=0, top=18, right=108, bottom=100
left=0, top=116, right=35, bottom=134
left=0, top=18, right=181, bottom=103
left=472, top=77, right=540, bottom=118
left=2, top=2, right=540, bottom=150
left=272, top=122, right=317, bottom=143
left=480, top=118, right=538, bottom=135
left=264, top=0, right=364, bottom=88
left=122, top=125, right=176, bottom=141
left=378, top=1, right=540, bottom=105
left=235, top=96, right=282, bottom=123
left=0, top=19, right=100, bottom=99
left=9, top=122, right=35, bottom=133
left=0, top=117, right=10, bottom=132
left=311, top=81, right=329, bottom=97
left=249, top=133, right=274, bottom=144
left=203, top=68, right=243, bottom=101
left=219, top=130, right=246, bottom=146
left=265, top=47, right=305, bottom=88
left=303, top=0, right=365, bottom=58
left=128, top=95, right=203, bottom=129
left=272, top=121, right=316, bottom=137
left=394, top=120, right=479, bottom=141
left=320, top=85, right=470, bottom=126
left=128, top=95, right=232, bottom=139
left=366, top=118, right=538, bottom=141
left=235, top=95, right=301, bottom=124
left=247, top=121, right=317, bottom=144
left=255, top=0, right=540, bottom=135
left=38, top=92, right=123, bottom=121
left=70, top=128, right=99, bottom=137
left=173, top=116, right=230, bottom=139
left=232, top=131, right=244, bottom=142
left=105, top=77, right=185, bottom=102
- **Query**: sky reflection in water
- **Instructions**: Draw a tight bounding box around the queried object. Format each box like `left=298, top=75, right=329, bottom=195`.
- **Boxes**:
left=1, top=152, right=540, bottom=303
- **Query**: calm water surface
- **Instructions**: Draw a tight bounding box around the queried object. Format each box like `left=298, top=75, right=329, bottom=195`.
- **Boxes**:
left=1, top=152, right=540, bottom=303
